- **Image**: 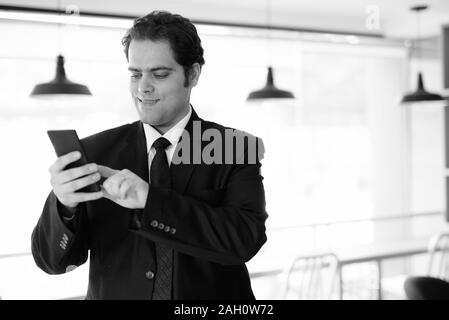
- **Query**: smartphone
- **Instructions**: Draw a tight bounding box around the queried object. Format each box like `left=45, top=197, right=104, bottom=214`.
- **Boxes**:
left=47, top=129, right=103, bottom=193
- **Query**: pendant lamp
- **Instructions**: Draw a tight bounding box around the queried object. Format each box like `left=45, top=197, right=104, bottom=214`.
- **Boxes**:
left=246, top=0, right=294, bottom=101
left=30, top=55, right=92, bottom=96
left=402, top=72, right=444, bottom=102
left=30, top=1, right=91, bottom=97
left=401, top=5, right=444, bottom=103
left=247, top=66, right=295, bottom=100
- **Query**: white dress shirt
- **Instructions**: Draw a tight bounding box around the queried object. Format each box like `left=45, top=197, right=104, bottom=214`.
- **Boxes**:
left=142, top=105, right=192, bottom=183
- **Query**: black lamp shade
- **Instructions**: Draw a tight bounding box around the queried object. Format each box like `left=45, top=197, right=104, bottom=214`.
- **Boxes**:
left=30, top=55, right=92, bottom=96
left=401, top=72, right=444, bottom=103
left=247, top=67, right=294, bottom=100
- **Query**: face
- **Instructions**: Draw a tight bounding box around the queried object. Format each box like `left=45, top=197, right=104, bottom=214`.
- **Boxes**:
left=128, top=39, right=200, bottom=134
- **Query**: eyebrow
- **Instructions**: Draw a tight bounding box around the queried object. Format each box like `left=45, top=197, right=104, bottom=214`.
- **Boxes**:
left=128, top=66, right=174, bottom=72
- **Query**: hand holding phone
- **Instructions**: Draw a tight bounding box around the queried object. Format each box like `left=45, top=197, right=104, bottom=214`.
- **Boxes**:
left=47, top=130, right=104, bottom=208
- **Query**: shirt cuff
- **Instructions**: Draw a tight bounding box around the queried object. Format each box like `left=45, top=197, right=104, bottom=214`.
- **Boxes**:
left=57, top=201, right=79, bottom=232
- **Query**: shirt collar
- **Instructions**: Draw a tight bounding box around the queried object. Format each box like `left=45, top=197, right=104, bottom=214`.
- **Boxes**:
left=142, top=105, right=192, bottom=153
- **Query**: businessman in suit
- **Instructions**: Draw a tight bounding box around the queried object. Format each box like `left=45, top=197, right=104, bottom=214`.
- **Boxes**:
left=31, top=11, right=268, bottom=299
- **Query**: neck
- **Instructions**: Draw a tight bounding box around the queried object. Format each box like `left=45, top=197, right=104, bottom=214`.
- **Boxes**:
left=151, top=104, right=190, bottom=135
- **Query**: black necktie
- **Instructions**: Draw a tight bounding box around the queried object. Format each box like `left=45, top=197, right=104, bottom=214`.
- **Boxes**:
left=150, top=137, right=173, bottom=300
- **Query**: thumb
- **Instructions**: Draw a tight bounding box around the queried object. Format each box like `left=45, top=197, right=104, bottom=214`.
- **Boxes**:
left=97, top=165, right=119, bottom=178
left=100, top=185, right=113, bottom=200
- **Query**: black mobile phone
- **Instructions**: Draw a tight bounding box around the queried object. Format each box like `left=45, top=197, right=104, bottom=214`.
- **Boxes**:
left=47, top=129, right=102, bottom=193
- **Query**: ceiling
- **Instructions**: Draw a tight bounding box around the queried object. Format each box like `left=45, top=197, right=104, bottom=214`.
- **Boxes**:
left=1, top=0, right=449, bottom=39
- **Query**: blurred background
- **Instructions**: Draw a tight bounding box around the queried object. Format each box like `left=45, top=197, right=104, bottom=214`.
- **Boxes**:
left=1, top=0, right=449, bottom=300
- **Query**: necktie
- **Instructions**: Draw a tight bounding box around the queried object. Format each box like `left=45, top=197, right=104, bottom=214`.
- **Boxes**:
left=150, top=137, right=173, bottom=300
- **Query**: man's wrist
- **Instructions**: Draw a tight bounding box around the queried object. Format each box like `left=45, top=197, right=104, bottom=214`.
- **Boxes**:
left=58, top=201, right=78, bottom=219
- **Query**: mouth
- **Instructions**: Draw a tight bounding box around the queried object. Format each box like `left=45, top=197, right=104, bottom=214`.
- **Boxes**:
left=138, top=97, right=160, bottom=105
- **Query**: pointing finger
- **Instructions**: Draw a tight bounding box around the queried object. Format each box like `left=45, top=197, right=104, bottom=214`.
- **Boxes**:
left=97, top=165, right=119, bottom=178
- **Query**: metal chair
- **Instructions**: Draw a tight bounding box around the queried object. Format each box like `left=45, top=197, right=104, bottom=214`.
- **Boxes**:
left=427, top=232, right=449, bottom=281
left=404, top=232, right=449, bottom=300
left=283, top=252, right=341, bottom=300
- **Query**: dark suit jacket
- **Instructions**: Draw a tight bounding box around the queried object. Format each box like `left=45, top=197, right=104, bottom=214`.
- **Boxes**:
left=31, top=109, right=268, bottom=299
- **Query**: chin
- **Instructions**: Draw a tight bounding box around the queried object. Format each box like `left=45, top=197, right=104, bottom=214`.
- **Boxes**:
left=140, top=116, right=158, bottom=125
left=136, top=106, right=158, bottom=123
left=139, top=113, right=163, bottom=126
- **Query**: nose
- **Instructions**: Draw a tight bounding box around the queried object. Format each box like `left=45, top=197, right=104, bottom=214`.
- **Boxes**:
left=139, top=86, right=155, bottom=94
left=138, top=75, right=155, bottom=94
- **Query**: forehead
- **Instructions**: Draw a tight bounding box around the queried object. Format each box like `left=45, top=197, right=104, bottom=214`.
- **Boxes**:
left=128, top=39, right=179, bottom=68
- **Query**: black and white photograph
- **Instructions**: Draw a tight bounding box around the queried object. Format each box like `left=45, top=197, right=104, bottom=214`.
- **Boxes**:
left=1, top=0, right=449, bottom=307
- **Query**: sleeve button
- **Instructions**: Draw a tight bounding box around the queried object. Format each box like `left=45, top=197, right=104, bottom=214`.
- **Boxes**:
left=145, top=271, right=154, bottom=279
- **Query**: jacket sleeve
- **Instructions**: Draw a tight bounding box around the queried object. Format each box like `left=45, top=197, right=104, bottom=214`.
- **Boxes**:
left=131, top=149, right=268, bottom=266
left=31, top=192, right=89, bottom=274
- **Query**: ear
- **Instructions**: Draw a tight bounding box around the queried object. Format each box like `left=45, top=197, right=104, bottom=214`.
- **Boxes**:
left=188, top=63, right=201, bottom=87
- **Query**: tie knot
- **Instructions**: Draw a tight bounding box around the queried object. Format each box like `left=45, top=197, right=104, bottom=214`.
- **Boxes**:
left=152, top=137, right=171, bottom=151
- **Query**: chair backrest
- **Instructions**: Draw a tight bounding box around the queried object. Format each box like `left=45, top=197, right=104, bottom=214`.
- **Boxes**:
left=427, top=232, right=449, bottom=282
left=283, top=252, right=340, bottom=300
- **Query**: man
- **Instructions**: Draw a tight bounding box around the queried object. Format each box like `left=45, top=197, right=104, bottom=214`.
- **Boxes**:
left=32, top=10, right=267, bottom=300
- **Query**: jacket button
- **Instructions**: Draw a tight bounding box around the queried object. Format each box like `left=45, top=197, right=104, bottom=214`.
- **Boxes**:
left=170, top=228, right=176, bottom=235
left=150, top=220, right=158, bottom=228
left=145, top=271, right=154, bottom=279
left=158, top=223, right=165, bottom=230
left=164, top=225, right=170, bottom=233
left=65, top=265, right=78, bottom=272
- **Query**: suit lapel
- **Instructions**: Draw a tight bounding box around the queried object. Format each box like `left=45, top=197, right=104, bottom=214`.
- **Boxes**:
left=170, top=107, right=201, bottom=194
left=116, top=121, right=149, bottom=183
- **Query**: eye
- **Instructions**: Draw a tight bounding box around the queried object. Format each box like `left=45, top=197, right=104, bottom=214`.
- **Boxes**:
left=130, top=73, right=142, bottom=79
left=154, top=73, right=169, bottom=79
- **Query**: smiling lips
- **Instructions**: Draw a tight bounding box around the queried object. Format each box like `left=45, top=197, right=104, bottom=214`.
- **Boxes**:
left=138, top=97, right=160, bottom=105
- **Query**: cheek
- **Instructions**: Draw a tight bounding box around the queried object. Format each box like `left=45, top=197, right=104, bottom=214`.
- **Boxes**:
left=162, top=78, right=184, bottom=92
left=164, top=84, right=187, bottom=100
left=129, top=81, right=137, bottom=94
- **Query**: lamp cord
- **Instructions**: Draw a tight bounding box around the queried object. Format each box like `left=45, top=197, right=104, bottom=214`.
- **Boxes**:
left=266, top=0, right=272, bottom=68
left=57, top=0, right=62, bottom=55
left=416, top=9, right=421, bottom=72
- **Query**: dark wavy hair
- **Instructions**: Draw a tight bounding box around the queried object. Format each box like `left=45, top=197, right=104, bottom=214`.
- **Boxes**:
left=122, top=11, right=205, bottom=86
